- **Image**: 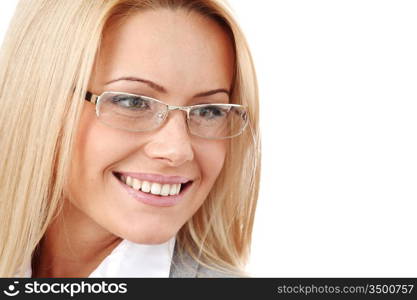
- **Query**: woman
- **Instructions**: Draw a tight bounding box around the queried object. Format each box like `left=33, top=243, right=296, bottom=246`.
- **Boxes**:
left=0, top=0, right=260, bottom=277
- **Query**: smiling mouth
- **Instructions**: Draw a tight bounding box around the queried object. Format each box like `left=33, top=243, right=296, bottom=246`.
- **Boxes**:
left=113, top=172, right=193, bottom=197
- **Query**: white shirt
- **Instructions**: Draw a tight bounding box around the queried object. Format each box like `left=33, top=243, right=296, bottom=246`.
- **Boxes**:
left=17, top=237, right=176, bottom=277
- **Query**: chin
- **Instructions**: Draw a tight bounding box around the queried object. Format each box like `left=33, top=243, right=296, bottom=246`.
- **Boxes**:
left=126, top=234, right=176, bottom=245
left=119, top=226, right=178, bottom=245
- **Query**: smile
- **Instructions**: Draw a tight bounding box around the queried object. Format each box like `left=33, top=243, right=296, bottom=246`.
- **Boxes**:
left=122, top=175, right=181, bottom=196
left=113, top=172, right=194, bottom=207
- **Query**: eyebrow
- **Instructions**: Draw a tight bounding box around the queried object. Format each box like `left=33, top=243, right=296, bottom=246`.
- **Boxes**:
left=105, top=76, right=230, bottom=98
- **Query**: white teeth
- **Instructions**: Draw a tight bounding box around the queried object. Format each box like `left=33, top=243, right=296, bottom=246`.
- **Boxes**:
left=169, top=184, right=177, bottom=195
left=150, top=183, right=162, bottom=195
left=161, top=184, right=170, bottom=196
left=141, top=181, right=151, bottom=193
left=122, top=175, right=184, bottom=196
left=132, top=178, right=141, bottom=190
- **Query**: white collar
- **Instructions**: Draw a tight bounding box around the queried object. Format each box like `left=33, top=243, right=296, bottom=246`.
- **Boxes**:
left=17, top=237, right=176, bottom=277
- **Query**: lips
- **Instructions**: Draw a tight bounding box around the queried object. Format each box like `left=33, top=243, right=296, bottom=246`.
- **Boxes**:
left=114, top=171, right=191, bottom=184
left=113, top=172, right=194, bottom=207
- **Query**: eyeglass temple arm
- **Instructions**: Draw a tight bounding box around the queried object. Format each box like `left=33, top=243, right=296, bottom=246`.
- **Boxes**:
left=85, top=91, right=99, bottom=104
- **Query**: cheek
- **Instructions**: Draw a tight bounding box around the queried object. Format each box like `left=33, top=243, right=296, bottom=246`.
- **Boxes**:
left=72, top=109, right=112, bottom=180
left=66, top=106, right=130, bottom=204
left=194, top=140, right=227, bottom=186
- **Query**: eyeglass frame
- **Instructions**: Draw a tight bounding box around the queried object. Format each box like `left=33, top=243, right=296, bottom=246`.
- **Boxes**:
left=84, top=91, right=249, bottom=139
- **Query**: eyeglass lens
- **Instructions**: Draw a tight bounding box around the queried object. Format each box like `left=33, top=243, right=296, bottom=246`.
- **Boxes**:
left=96, top=92, right=247, bottom=139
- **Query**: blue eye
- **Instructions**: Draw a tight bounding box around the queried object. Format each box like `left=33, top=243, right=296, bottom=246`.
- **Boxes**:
left=193, top=106, right=227, bottom=120
left=111, top=95, right=150, bottom=110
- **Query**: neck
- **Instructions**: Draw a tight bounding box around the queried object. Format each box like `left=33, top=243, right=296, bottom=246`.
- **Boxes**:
left=32, top=201, right=122, bottom=278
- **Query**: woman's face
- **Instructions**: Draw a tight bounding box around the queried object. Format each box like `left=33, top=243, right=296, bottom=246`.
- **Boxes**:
left=65, top=9, right=234, bottom=244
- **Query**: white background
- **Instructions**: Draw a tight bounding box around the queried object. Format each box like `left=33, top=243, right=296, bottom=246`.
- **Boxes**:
left=1, top=1, right=417, bottom=277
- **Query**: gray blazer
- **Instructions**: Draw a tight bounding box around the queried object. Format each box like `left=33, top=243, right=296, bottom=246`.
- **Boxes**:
left=169, top=248, right=237, bottom=278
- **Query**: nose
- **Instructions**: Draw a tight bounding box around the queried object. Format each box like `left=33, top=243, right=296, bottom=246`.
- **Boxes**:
left=143, top=111, right=194, bottom=167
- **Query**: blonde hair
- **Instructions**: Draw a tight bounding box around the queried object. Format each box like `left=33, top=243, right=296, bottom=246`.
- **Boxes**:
left=0, top=0, right=260, bottom=277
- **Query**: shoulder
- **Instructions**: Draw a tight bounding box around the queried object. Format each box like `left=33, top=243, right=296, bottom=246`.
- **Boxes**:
left=169, top=247, right=241, bottom=278
left=196, top=264, right=240, bottom=278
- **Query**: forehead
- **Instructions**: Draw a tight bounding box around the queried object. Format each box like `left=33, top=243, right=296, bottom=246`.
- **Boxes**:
left=93, top=9, right=235, bottom=95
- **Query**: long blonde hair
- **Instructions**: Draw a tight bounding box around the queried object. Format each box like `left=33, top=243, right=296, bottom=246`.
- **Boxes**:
left=0, top=0, right=260, bottom=277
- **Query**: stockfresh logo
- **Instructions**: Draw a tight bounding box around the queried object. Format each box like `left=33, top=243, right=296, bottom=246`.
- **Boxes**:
left=3, top=281, right=20, bottom=297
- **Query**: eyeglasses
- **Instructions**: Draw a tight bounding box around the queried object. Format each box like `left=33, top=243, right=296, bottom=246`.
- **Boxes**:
left=85, top=91, right=248, bottom=139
